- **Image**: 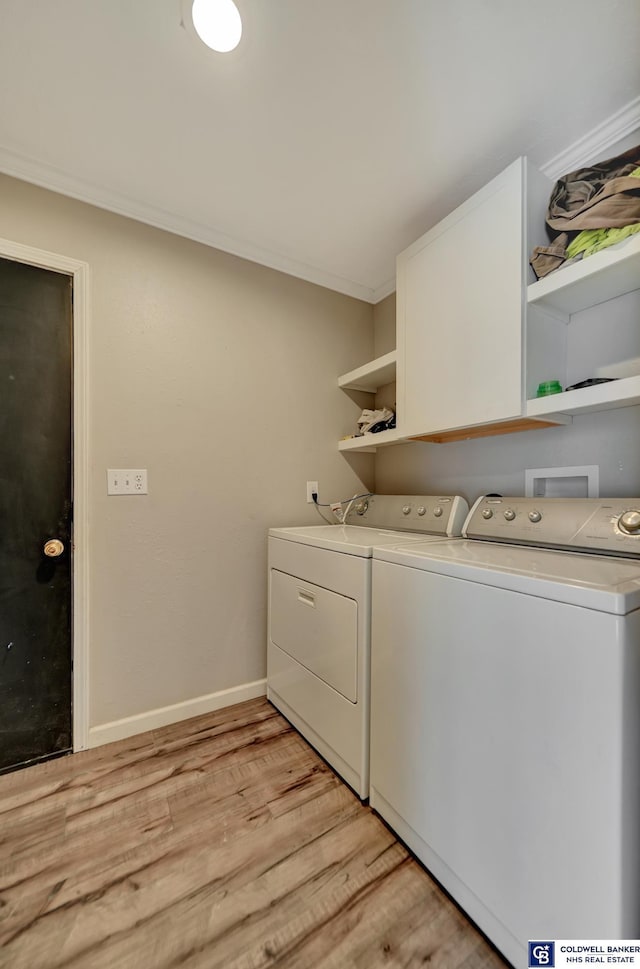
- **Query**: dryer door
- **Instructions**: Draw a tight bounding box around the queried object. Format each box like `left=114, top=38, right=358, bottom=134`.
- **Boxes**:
left=270, top=569, right=357, bottom=702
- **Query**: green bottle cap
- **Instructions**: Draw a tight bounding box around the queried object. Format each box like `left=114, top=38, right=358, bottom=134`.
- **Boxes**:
left=536, top=380, right=563, bottom=397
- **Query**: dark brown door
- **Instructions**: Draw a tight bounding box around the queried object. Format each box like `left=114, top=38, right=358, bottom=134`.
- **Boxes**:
left=0, top=256, right=73, bottom=773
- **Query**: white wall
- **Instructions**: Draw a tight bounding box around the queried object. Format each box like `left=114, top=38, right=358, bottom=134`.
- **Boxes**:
left=373, top=295, right=640, bottom=503
left=0, top=173, right=374, bottom=739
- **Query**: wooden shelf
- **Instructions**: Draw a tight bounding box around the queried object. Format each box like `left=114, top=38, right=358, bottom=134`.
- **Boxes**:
left=526, top=375, right=640, bottom=417
left=338, top=351, right=396, bottom=392
left=527, top=233, right=640, bottom=316
left=411, top=415, right=571, bottom=444
left=338, top=427, right=404, bottom=452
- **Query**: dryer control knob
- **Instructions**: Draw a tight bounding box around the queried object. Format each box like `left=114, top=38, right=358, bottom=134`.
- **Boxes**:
left=482, top=508, right=493, bottom=520
left=433, top=507, right=443, bottom=517
left=529, top=510, right=542, bottom=523
left=417, top=506, right=426, bottom=516
left=402, top=505, right=411, bottom=515
left=504, top=509, right=516, bottom=521
left=619, top=510, right=640, bottom=534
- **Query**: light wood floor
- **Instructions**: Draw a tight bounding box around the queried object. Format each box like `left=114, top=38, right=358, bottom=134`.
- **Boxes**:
left=0, top=698, right=509, bottom=969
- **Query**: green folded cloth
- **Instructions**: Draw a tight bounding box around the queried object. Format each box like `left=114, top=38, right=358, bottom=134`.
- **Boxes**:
left=566, top=167, right=640, bottom=260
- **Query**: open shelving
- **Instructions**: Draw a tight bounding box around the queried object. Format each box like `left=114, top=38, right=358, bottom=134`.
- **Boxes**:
left=527, top=374, right=640, bottom=418
left=338, top=350, right=398, bottom=450
left=527, top=233, right=640, bottom=317
left=338, top=427, right=404, bottom=452
left=527, top=232, right=640, bottom=420
left=338, top=350, right=396, bottom=393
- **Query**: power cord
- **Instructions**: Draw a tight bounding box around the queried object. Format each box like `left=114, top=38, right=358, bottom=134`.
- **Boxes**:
left=341, top=494, right=358, bottom=523
left=311, top=491, right=372, bottom=507
left=312, top=490, right=373, bottom=524
left=312, top=499, right=335, bottom=525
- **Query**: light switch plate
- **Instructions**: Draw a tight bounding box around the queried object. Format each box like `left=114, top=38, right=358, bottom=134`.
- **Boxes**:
left=107, top=469, right=148, bottom=495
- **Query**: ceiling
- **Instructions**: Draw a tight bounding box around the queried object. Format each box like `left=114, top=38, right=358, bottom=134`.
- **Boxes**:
left=0, top=0, right=638, bottom=302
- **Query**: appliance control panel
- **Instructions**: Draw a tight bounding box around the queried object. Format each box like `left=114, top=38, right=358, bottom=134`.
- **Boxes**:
left=353, top=494, right=469, bottom=536
left=465, top=497, right=640, bottom=557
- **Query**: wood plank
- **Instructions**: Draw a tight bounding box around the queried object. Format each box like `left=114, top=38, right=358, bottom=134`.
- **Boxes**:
left=0, top=697, right=509, bottom=969
left=411, top=416, right=566, bottom=444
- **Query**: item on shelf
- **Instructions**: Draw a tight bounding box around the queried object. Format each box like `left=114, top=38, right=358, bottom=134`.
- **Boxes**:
left=371, top=412, right=396, bottom=433
left=530, top=144, right=640, bottom=279
left=565, top=218, right=640, bottom=262
left=536, top=380, right=563, bottom=397
left=594, top=356, right=640, bottom=381
left=565, top=377, right=616, bottom=392
left=356, top=406, right=395, bottom=435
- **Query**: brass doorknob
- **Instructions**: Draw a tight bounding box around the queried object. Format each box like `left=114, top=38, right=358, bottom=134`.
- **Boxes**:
left=43, top=539, right=65, bottom=558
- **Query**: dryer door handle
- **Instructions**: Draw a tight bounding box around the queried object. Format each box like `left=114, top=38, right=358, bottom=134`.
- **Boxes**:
left=297, top=588, right=316, bottom=607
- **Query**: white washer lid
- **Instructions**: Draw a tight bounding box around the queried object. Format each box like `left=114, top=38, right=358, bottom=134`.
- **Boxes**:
left=373, top=539, right=640, bottom=614
left=269, top=524, right=457, bottom=557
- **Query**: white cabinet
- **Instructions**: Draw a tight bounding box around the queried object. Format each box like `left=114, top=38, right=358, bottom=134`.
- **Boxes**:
left=396, top=158, right=555, bottom=440
left=338, top=156, right=640, bottom=452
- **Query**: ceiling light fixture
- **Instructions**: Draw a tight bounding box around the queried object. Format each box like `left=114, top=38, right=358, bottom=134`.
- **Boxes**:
left=190, top=0, right=242, bottom=53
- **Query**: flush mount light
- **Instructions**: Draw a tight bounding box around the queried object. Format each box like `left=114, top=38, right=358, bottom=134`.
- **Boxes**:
left=189, top=0, right=242, bottom=53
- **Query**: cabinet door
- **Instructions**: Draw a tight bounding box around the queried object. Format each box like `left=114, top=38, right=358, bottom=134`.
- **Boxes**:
left=397, top=159, right=525, bottom=436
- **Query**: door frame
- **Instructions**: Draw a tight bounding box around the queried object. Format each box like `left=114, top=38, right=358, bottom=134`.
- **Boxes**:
left=0, top=236, right=90, bottom=751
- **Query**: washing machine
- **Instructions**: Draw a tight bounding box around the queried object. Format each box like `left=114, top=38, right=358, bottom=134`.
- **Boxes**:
left=267, top=494, right=468, bottom=799
left=370, top=496, right=640, bottom=967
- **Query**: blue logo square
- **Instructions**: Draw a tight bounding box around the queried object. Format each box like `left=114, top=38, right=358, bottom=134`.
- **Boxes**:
left=529, top=942, right=555, bottom=967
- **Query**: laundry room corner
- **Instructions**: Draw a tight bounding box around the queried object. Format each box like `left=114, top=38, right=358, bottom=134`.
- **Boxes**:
left=372, top=285, right=640, bottom=503
left=0, top=172, right=376, bottom=746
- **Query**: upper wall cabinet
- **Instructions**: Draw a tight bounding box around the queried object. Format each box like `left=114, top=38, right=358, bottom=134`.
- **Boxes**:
left=339, top=152, right=640, bottom=452
left=396, top=158, right=556, bottom=441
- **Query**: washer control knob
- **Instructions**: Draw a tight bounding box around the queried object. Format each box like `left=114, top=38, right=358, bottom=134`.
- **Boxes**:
left=417, top=506, right=426, bottom=516
left=504, top=509, right=516, bottom=521
left=402, top=505, right=411, bottom=516
left=433, top=506, right=443, bottom=518
left=482, top=508, right=493, bottom=520
left=618, top=510, right=640, bottom=534
left=529, top=510, right=542, bottom=523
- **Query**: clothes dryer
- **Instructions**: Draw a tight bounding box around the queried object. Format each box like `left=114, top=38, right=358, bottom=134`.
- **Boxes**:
left=267, top=494, right=468, bottom=798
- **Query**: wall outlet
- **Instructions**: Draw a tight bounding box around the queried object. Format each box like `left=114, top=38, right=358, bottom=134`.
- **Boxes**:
left=306, top=480, right=319, bottom=504
left=108, top=469, right=148, bottom=495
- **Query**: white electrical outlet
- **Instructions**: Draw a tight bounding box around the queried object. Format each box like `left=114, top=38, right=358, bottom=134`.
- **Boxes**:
left=107, top=469, right=148, bottom=495
left=306, top=480, right=319, bottom=504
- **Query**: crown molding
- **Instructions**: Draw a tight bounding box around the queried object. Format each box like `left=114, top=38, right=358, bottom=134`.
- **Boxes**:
left=2, top=98, right=638, bottom=304
left=0, top=145, right=377, bottom=303
left=541, top=95, right=640, bottom=180
left=371, top=276, right=396, bottom=304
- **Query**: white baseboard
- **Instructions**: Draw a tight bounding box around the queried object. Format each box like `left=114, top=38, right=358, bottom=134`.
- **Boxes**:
left=87, top=678, right=267, bottom=748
